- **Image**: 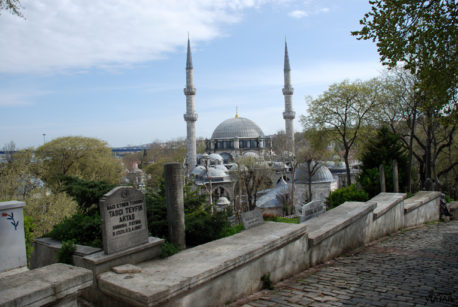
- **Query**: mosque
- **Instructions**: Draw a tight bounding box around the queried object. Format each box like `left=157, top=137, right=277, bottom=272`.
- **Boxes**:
left=182, top=38, right=335, bottom=215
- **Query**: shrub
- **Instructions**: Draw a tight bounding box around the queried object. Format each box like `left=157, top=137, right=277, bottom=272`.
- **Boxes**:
left=47, top=212, right=102, bottom=248
left=160, top=241, right=180, bottom=258
left=261, top=273, right=274, bottom=290
left=24, top=188, right=78, bottom=238
left=185, top=209, right=231, bottom=246
left=57, top=239, right=76, bottom=265
left=263, top=215, right=299, bottom=224
left=23, top=214, right=35, bottom=266
left=218, top=223, right=244, bottom=237
left=60, top=176, right=116, bottom=213
left=325, top=184, right=369, bottom=210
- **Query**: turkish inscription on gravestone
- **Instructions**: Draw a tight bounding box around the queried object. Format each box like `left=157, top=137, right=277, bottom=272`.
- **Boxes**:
left=241, top=209, right=264, bottom=229
left=99, top=186, right=148, bottom=254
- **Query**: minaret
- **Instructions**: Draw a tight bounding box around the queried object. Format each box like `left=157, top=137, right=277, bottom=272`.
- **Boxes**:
left=184, top=37, right=198, bottom=171
left=282, top=41, right=296, bottom=152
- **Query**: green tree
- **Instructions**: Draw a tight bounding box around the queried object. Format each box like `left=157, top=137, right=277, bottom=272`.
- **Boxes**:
left=0, top=0, right=22, bottom=17
left=358, top=126, right=409, bottom=197
left=143, top=141, right=187, bottom=190
left=234, top=155, right=272, bottom=211
left=60, top=176, right=116, bottom=214
left=0, top=147, right=41, bottom=201
left=24, top=188, right=78, bottom=238
left=302, top=80, right=379, bottom=186
left=35, top=136, right=123, bottom=191
left=352, top=0, right=457, bottom=189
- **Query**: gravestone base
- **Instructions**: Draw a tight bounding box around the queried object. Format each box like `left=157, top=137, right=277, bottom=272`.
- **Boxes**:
left=82, top=236, right=164, bottom=276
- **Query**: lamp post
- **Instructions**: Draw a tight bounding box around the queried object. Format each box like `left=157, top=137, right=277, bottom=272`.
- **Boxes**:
left=42, top=133, right=46, bottom=144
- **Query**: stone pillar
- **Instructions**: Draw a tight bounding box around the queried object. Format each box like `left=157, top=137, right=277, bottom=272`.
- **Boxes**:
left=233, top=137, right=239, bottom=149
left=393, top=160, right=399, bottom=193
left=164, top=163, right=186, bottom=249
left=379, top=164, right=386, bottom=193
left=0, top=201, right=27, bottom=274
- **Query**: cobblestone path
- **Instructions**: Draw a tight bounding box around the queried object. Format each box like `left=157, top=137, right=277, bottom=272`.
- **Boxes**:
left=233, top=221, right=458, bottom=307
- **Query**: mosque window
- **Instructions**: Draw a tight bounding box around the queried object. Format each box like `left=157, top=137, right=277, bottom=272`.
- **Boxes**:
left=250, top=140, right=257, bottom=148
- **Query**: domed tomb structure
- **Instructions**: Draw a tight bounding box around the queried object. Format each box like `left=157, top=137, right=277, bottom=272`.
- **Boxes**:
left=205, top=115, right=272, bottom=161
left=293, top=162, right=336, bottom=204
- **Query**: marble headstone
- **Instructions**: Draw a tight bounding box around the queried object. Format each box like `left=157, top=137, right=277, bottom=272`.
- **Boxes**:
left=241, top=209, right=264, bottom=229
left=99, top=187, right=148, bottom=254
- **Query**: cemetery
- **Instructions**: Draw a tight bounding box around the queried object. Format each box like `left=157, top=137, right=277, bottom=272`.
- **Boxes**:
left=0, top=162, right=448, bottom=306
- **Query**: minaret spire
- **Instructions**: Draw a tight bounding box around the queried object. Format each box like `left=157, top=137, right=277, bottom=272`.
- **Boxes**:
left=282, top=40, right=296, bottom=153
left=184, top=36, right=198, bottom=172
left=186, top=36, right=193, bottom=70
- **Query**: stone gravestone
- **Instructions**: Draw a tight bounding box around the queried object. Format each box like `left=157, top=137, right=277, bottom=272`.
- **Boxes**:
left=299, top=200, right=325, bottom=223
left=241, top=209, right=264, bottom=229
left=99, top=186, right=148, bottom=254
left=0, top=201, right=27, bottom=274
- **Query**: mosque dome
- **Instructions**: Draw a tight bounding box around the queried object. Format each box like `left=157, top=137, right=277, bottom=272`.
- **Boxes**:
left=295, top=162, right=334, bottom=184
left=211, top=117, right=265, bottom=139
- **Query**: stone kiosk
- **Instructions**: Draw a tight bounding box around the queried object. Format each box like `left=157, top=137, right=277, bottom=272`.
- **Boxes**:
left=0, top=201, right=27, bottom=276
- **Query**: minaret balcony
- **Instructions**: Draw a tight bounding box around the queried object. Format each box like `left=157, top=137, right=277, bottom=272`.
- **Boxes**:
left=282, top=87, right=294, bottom=95
left=184, top=87, right=196, bottom=95
left=283, top=111, right=296, bottom=120
left=184, top=113, right=198, bottom=122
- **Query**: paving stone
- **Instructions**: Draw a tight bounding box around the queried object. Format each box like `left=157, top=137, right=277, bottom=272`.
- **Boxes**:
left=234, top=221, right=458, bottom=307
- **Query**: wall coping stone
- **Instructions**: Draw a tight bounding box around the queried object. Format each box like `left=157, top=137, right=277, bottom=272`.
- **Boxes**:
left=97, top=222, right=307, bottom=306
left=35, top=237, right=102, bottom=256
left=83, top=237, right=163, bottom=265
left=304, top=201, right=377, bottom=246
left=404, top=191, right=441, bottom=214
left=0, top=263, right=92, bottom=306
left=370, top=193, right=406, bottom=220
left=0, top=200, right=25, bottom=210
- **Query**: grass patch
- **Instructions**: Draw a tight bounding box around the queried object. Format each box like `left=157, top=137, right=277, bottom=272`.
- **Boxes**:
left=264, top=216, right=299, bottom=224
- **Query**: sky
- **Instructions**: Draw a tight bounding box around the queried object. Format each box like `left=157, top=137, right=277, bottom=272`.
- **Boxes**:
left=0, top=0, right=384, bottom=149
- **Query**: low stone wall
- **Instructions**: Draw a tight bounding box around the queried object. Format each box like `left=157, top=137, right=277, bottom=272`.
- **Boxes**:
left=404, top=191, right=441, bottom=227
left=31, top=237, right=102, bottom=269
left=367, top=192, right=406, bottom=242
left=97, top=222, right=308, bottom=307
left=0, top=263, right=92, bottom=306
left=27, top=191, right=443, bottom=306
left=304, top=201, right=376, bottom=266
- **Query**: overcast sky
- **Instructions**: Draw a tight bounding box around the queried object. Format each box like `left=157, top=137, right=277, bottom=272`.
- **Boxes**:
left=0, top=0, right=383, bottom=149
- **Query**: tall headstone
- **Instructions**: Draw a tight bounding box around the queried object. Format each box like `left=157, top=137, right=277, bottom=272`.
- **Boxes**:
left=241, top=209, right=264, bottom=229
left=164, top=163, right=186, bottom=249
left=379, top=164, right=386, bottom=192
left=0, top=201, right=27, bottom=274
left=99, top=187, right=148, bottom=254
left=392, top=160, right=399, bottom=193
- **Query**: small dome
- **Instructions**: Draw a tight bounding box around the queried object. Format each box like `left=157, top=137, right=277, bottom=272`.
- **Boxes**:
left=211, top=117, right=264, bottom=139
left=207, top=167, right=228, bottom=178
left=295, top=162, right=334, bottom=183
left=216, top=196, right=230, bottom=206
left=243, top=151, right=259, bottom=158
left=191, top=165, right=206, bottom=176
left=209, top=153, right=224, bottom=164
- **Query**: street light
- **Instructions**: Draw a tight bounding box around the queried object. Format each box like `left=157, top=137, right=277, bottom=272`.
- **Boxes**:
left=42, top=133, right=46, bottom=144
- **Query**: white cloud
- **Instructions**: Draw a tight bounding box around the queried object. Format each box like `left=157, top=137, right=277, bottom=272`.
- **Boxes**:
left=289, top=10, right=308, bottom=18
left=0, top=0, right=269, bottom=74
left=0, top=90, right=51, bottom=107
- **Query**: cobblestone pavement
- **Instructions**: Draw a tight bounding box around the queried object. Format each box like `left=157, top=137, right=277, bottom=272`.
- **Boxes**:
left=233, top=221, right=458, bottom=307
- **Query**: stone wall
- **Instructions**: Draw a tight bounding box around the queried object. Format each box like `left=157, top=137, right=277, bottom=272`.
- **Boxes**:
left=28, top=191, right=441, bottom=307
left=0, top=263, right=92, bottom=306
left=404, top=191, right=441, bottom=227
